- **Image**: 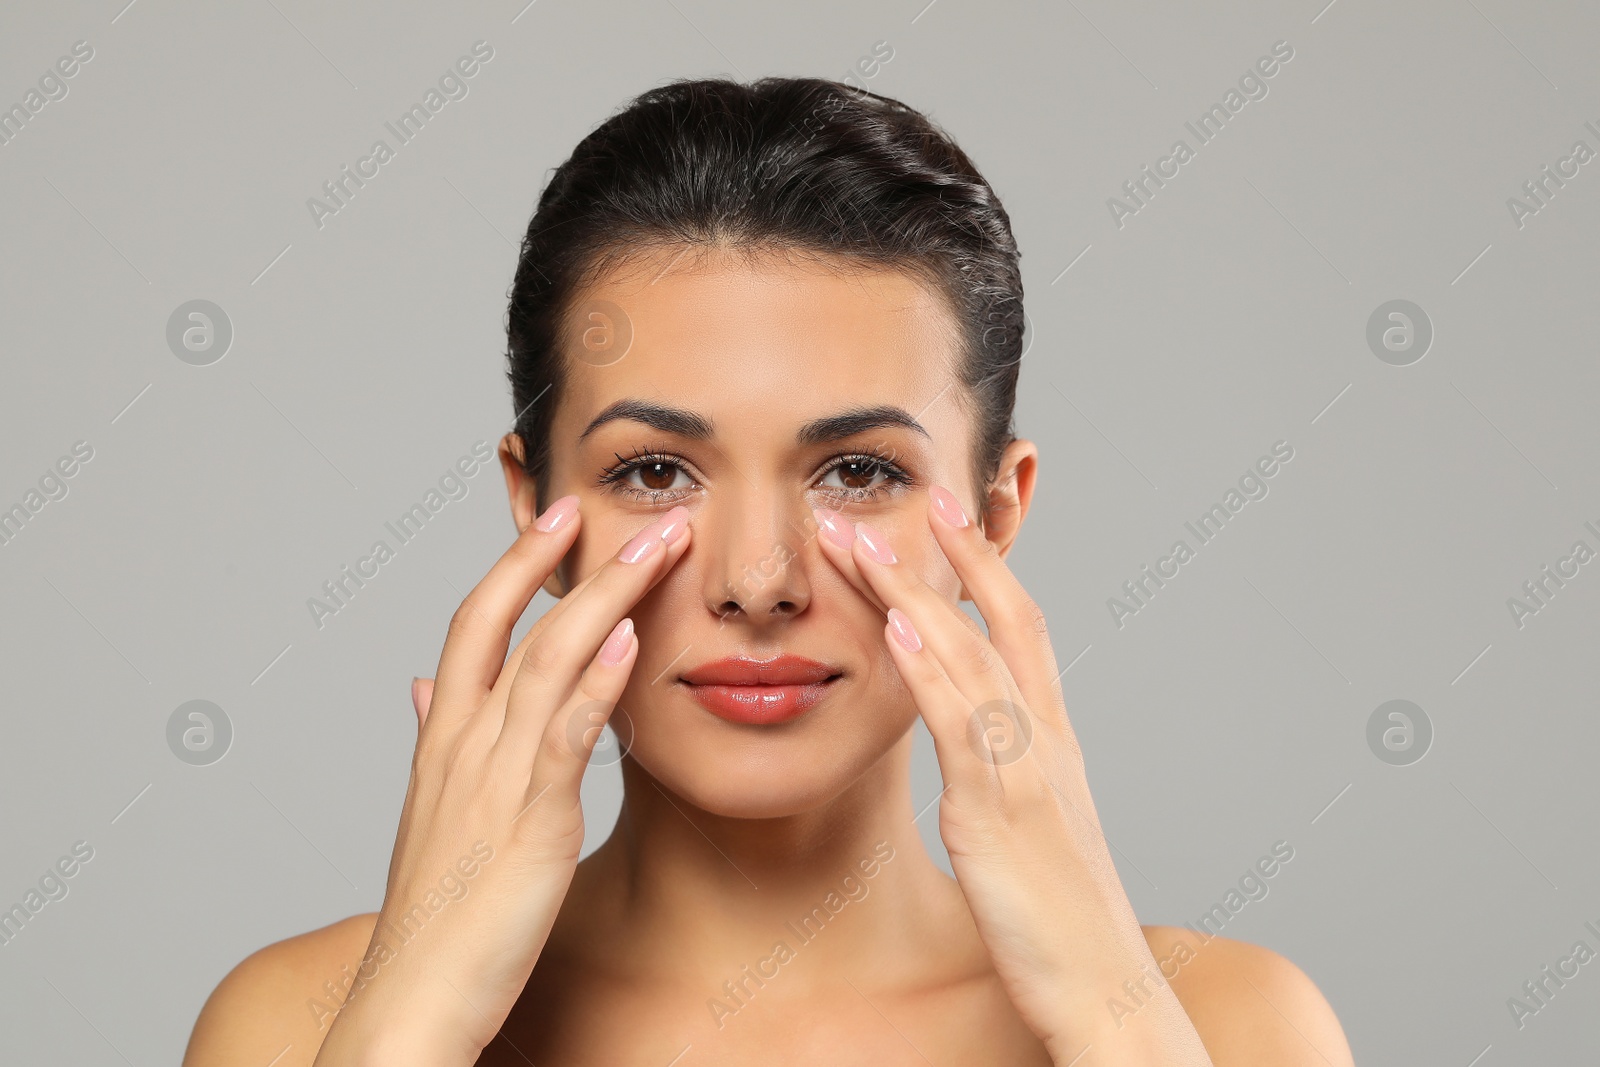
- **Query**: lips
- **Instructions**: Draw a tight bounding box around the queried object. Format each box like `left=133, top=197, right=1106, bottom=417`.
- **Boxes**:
left=679, top=654, right=842, bottom=725
left=680, top=655, right=837, bottom=686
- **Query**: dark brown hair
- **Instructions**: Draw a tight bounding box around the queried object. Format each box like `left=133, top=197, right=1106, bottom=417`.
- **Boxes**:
left=506, top=76, right=1024, bottom=512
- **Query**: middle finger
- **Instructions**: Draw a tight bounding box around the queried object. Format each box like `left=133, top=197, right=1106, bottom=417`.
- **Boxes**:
left=495, top=505, right=692, bottom=757
left=839, top=518, right=1017, bottom=713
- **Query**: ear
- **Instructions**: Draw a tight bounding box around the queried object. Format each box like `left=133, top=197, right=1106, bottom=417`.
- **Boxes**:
left=498, top=432, right=537, bottom=531
left=984, top=438, right=1038, bottom=561
left=499, top=432, right=568, bottom=598
left=959, top=438, right=1038, bottom=602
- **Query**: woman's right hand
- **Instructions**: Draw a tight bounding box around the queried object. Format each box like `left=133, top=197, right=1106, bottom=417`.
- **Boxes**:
left=313, top=496, right=693, bottom=1067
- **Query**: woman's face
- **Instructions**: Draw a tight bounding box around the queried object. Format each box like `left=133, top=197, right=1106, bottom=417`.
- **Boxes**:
left=505, top=246, right=1019, bottom=818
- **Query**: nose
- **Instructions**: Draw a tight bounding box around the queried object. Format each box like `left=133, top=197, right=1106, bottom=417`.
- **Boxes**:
left=698, top=490, right=813, bottom=626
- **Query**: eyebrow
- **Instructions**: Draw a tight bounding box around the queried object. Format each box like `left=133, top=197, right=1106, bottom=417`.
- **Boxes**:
left=576, top=399, right=931, bottom=446
left=796, top=405, right=931, bottom=445
left=577, top=399, right=713, bottom=443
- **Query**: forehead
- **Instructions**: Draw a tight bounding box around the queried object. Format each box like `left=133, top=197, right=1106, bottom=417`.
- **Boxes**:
left=551, top=246, right=967, bottom=440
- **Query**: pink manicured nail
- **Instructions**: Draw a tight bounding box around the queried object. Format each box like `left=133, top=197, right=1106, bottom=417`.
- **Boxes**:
left=813, top=507, right=854, bottom=549
left=535, top=494, right=579, bottom=532
left=887, top=608, right=921, bottom=652
left=619, top=519, right=665, bottom=563
left=658, top=505, right=690, bottom=545
left=930, top=486, right=969, bottom=528
left=600, top=617, right=635, bottom=665
left=854, top=522, right=897, bottom=564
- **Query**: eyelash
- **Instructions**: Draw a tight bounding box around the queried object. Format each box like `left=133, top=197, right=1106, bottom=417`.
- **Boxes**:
left=596, top=446, right=915, bottom=505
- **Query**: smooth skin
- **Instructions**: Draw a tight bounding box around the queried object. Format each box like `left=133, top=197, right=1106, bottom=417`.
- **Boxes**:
left=182, top=246, right=1355, bottom=1066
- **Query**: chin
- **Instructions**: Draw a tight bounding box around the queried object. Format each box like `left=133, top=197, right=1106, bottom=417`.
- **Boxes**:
left=617, top=671, right=916, bottom=819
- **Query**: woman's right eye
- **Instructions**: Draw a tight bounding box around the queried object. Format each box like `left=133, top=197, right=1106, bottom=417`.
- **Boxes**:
left=623, top=459, right=691, bottom=493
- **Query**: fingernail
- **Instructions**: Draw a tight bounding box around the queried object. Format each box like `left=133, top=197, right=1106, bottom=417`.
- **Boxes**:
left=619, top=522, right=664, bottom=563
left=813, top=507, right=854, bottom=550
left=658, top=505, right=691, bottom=545
left=888, top=608, right=921, bottom=652
left=930, top=486, right=969, bottom=528
left=535, top=494, right=579, bottom=532
left=855, top=522, right=897, bottom=564
left=600, top=617, right=635, bottom=665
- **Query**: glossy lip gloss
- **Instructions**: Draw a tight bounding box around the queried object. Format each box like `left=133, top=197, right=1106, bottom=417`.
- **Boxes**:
left=678, top=655, right=841, bottom=725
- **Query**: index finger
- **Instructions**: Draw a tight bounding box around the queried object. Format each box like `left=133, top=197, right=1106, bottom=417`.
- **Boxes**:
left=428, top=494, right=582, bottom=727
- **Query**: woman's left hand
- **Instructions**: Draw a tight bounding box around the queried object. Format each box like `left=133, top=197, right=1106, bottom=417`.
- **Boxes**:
left=812, top=488, right=1214, bottom=1067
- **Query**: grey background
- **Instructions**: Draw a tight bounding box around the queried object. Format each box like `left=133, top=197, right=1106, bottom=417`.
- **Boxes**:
left=1, top=0, right=1596, bottom=1063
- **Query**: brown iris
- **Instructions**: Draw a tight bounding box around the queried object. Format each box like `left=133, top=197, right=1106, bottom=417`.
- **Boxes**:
left=835, top=458, right=881, bottom=490
left=637, top=460, right=678, bottom=491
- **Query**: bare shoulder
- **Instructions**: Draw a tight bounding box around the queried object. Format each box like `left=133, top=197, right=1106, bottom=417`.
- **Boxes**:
left=181, top=911, right=379, bottom=1067
left=1140, top=925, right=1355, bottom=1066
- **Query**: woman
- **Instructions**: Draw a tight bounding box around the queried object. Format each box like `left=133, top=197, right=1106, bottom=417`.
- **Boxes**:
left=184, top=77, right=1354, bottom=1066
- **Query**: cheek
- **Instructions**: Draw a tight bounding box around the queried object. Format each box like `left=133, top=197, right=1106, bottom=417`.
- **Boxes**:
left=563, top=518, right=633, bottom=585
left=889, top=520, right=961, bottom=599
left=873, top=629, right=915, bottom=695
left=621, top=563, right=701, bottom=675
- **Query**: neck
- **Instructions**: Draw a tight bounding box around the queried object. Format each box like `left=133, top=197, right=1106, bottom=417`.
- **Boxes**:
left=552, top=730, right=982, bottom=988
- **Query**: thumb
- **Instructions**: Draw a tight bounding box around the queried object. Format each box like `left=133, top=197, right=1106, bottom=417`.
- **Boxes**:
left=411, top=676, right=435, bottom=727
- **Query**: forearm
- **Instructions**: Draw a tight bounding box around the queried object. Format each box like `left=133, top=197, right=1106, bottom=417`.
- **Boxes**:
left=311, top=967, right=486, bottom=1067
left=1041, top=943, right=1214, bottom=1067
left=1019, top=857, right=1215, bottom=1067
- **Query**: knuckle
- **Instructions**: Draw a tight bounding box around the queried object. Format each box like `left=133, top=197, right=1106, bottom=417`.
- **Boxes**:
left=963, top=638, right=1000, bottom=677
left=505, top=526, right=556, bottom=576
left=445, top=601, right=483, bottom=643
left=573, top=667, right=616, bottom=709
left=513, top=792, right=585, bottom=859
left=415, top=715, right=467, bottom=768
left=412, top=727, right=446, bottom=770
left=418, top=738, right=472, bottom=802
left=518, top=637, right=566, bottom=683
left=1020, top=596, right=1050, bottom=639
left=1042, top=734, right=1086, bottom=789
left=539, top=712, right=580, bottom=766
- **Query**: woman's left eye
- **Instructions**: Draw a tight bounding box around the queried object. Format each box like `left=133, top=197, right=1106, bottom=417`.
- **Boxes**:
left=818, top=455, right=906, bottom=498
